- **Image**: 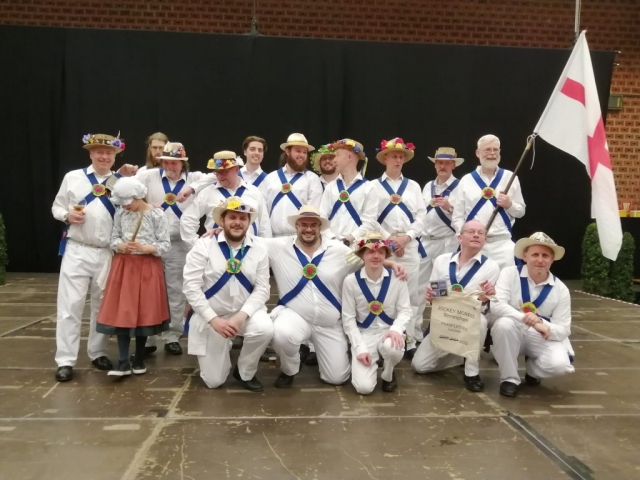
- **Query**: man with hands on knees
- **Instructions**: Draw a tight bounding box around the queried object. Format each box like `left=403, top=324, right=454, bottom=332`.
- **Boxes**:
left=342, top=232, right=412, bottom=394
left=182, top=197, right=273, bottom=392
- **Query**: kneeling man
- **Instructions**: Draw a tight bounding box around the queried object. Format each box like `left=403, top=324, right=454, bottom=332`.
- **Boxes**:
left=491, top=232, right=574, bottom=397
left=183, top=197, right=273, bottom=392
left=342, top=232, right=412, bottom=394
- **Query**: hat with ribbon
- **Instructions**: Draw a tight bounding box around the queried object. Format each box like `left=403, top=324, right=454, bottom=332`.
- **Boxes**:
left=207, top=151, right=245, bottom=170
left=158, top=142, right=189, bottom=161
left=376, top=137, right=415, bottom=164
left=428, top=146, right=464, bottom=167
left=212, top=196, right=258, bottom=226
left=82, top=133, right=126, bottom=154
left=354, top=232, right=393, bottom=259
left=280, top=133, right=315, bottom=152
left=287, top=205, right=330, bottom=232
left=514, top=232, right=565, bottom=260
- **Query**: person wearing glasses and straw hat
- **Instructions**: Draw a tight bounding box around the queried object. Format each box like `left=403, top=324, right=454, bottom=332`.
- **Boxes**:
left=259, top=133, right=323, bottom=236
left=490, top=232, right=574, bottom=398
left=310, top=143, right=339, bottom=191
left=182, top=197, right=272, bottom=392
left=342, top=232, right=412, bottom=394
left=370, top=137, right=428, bottom=359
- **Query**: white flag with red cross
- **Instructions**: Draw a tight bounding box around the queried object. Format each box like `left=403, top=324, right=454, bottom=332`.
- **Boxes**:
left=534, top=31, right=622, bottom=261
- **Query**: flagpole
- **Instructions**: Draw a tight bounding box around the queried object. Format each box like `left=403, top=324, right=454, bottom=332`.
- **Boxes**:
left=484, top=135, right=535, bottom=232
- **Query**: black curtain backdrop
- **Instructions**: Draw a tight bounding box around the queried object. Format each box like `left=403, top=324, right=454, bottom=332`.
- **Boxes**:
left=0, top=26, right=615, bottom=279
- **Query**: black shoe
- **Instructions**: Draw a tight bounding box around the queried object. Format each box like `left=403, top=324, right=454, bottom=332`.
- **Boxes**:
left=464, top=375, right=485, bottom=392
left=499, top=381, right=519, bottom=397
left=130, top=346, right=157, bottom=363
left=483, top=331, right=493, bottom=353
left=274, top=372, right=295, bottom=388
left=108, top=360, right=132, bottom=377
left=91, top=356, right=113, bottom=371
left=525, top=373, right=541, bottom=386
left=55, top=366, right=73, bottom=382
left=233, top=366, right=263, bottom=392
left=299, top=344, right=310, bottom=363
left=164, top=342, right=183, bottom=355
left=376, top=357, right=384, bottom=368
left=404, top=348, right=417, bottom=360
left=132, top=360, right=147, bottom=375
left=304, top=352, right=318, bottom=366
left=382, top=373, right=397, bottom=392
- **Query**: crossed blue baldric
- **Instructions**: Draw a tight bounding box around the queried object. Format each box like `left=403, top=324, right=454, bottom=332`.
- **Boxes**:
left=328, top=177, right=367, bottom=227
left=159, top=169, right=185, bottom=219
left=355, top=268, right=394, bottom=329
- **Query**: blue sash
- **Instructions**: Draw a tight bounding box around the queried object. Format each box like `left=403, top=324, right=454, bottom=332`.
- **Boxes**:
left=183, top=241, right=253, bottom=333
left=253, top=171, right=267, bottom=187
left=270, top=169, right=303, bottom=215
left=466, top=169, right=512, bottom=233
left=377, top=177, right=414, bottom=225
left=449, top=253, right=487, bottom=289
left=328, top=178, right=367, bottom=226
left=159, top=169, right=185, bottom=219
left=518, top=265, right=554, bottom=322
left=277, top=245, right=342, bottom=312
left=355, top=268, right=394, bottom=328
left=426, top=179, right=459, bottom=232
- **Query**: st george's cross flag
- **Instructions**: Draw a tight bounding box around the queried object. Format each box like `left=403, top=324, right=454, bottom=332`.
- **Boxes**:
left=534, top=31, right=622, bottom=260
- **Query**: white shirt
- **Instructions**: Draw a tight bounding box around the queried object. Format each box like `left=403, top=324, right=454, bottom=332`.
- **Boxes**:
left=421, top=176, right=459, bottom=240
left=450, top=166, right=525, bottom=237
left=51, top=166, right=117, bottom=248
left=259, top=166, right=323, bottom=236
left=265, top=237, right=359, bottom=327
left=342, top=268, right=412, bottom=356
left=371, top=173, right=426, bottom=240
left=135, top=168, right=205, bottom=240
left=319, top=173, right=377, bottom=241
left=430, top=251, right=500, bottom=290
left=491, top=265, right=571, bottom=343
left=180, top=179, right=272, bottom=247
left=240, top=165, right=267, bottom=187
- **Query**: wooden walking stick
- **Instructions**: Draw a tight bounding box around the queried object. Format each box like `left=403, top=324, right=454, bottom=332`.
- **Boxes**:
left=131, top=212, right=145, bottom=242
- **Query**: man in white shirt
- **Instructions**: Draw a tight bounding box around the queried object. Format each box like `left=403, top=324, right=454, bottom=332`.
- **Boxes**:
left=180, top=151, right=271, bottom=247
left=138, top=132, right=168, bottom=173
left=342, top=232, right=412, bottom=394
left=491, top=232, right=574, bottom=397
left=412, top=220, right=500, bottom=392
left=450, top=134, right=526, bottom=269
left=135, top=142, right=206, bottom=356
left=259, top=133, right=323, bottom=236
left=310, top=144, right=338, bottom=191
left=239, top=136, right=268, bottom=188
left=371, top=137, right=427, bottom=357
left=51, top=133, right=136, bottom=382
left=416, top=147, right=464, bottom=332
left=182, top=197, right=272, bottom=392
left=320, top=138, right=376, bottom=246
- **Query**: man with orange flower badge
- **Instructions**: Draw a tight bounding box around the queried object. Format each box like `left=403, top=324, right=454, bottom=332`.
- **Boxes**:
left=342, top=232, right=412, bottom=394
left=450, top=134, right=526, bottom=270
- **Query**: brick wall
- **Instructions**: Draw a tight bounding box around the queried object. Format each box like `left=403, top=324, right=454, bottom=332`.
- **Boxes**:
left=2, top=0, right=638, bottom=201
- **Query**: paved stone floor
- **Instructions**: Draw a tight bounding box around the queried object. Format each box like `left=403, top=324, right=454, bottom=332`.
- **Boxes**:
left=1, top=273, right=639, bottom=479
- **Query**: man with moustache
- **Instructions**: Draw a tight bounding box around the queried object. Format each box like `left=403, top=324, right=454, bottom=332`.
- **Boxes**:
left=490, top=232, right=574, bottom=397
left=134, top=142, right=207, bottom=356
left=412, top=220, right=500, bottom=392
left=370, top=137, right=427, bottom=358
left=259, top=133, right=323, bottom=236
left=239, top=136, right=269, bottom=188
left=183, top=197, right=273, bottom=392
left=51, top=133, right=137, bottom=382
left=450, top=134, right=526, bottom=269
left=310, top=144, right=339, bottom=191
left=180, top=151, right=271, bottom=247
left=138, top=132, right=169, bottom=173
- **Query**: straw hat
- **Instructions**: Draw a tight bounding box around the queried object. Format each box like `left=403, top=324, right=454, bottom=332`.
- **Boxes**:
left=354, top=232, right=393, bottom=259
left=428, top=147, right=464, bottom=167
left=287, top=205, right=330, bottom=232
left=331, top=138, right=367, bottom=160
left=280, top=133, right=315, bottom=152
left=212, top=196, right=258, bottom=226
left=376, top=137, right=415, bottom=164
left=514, top=232, right=565, bottom=260
left=82, top=133, right=125, bottom=154
left=158, top=142, right=189, bottom=161
left=309, top=144, right=336, bottom=175
left=207, top=150, right=245, bottom=170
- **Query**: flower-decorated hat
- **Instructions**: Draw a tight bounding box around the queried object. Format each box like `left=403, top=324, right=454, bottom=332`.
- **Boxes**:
left=354, top=232, right=393, bottom=259
left=331, top=138, right=366, bottom=160
left=514, top=232, right=565, bottom=260
left=280, top=133, right=315, bottom=152
left=310, top=143, right=336, bottom=174
left=158, top=142, right=188, bottom=161
left=376, top=137, right=415, bottom=164
left=287, top=205, right=330, bottom=232
left=111, top=177, right=147, bottom=206
left=428, top=147, right=464, bottom=167
left=212, top=196, right=258, bottom=226
left=82, top=133, right=126, bottom=153
left=207, top=151, right=245, bottom=170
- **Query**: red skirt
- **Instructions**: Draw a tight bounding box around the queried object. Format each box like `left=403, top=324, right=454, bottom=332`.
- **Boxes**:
left=97, top=253, right=170, bottom=333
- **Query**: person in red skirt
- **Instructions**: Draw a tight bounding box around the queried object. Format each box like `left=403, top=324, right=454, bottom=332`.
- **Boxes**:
left=97, top=177, right=171, bottom=377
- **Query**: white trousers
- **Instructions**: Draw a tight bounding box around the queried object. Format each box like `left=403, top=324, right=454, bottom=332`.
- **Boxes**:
left=55, top=242, right=111, bottom=367
left=392, top=243, right=421, bottom=349
left=148, top=239, right=189, bottom=346
left=351, top=331, right=404, bottom=395
left=491, top=317, right=575, bottom=385
left=412, top=314, right=489, bottom=377
left=197, top=310, right=274, bottom=389
left=481, top=238, right=515, bottom=270
left=272, top=307, right=350, bottom=385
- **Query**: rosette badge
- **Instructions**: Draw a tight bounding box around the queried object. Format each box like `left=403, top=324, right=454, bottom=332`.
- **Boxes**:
left=82, top=133, right=126, bottom=153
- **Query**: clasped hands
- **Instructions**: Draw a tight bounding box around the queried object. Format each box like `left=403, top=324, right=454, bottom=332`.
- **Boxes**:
left=209, top=312, right=248, bottom=338
left=523, top=312, right=551, bottom=340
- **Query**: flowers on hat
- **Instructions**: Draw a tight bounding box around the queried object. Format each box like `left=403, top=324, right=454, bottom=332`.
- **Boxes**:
left=82, top=133, right=126, bottom=151
left=208, top=156, right=244, bottom=170
left=356, top=238, right=394, bottom=251
left=310, top=144, right=336, bottom=174
left=163, top=144, right=187, bottom=159
left=377, top=137, right=415, bottom=154
left=222, top=198, right=254, bottom=214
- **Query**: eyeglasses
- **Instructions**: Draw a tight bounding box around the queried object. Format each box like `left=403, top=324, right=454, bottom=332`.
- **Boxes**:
left=481, top=148, right=500, bottom=154
left=298, top=223, right=320, bottom=230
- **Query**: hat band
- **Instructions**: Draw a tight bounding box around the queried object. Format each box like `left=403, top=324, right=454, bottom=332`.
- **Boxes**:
left=299, top=212, right=321, bottom=218
left=435, top=153, right=455, bottom=159
left=162, top=153, right=184, bottom=159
